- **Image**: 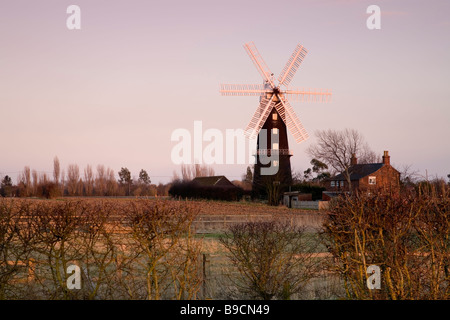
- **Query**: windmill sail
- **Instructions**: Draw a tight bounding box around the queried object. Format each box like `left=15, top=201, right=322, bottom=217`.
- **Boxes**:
left=279, top=97, right=309, bottom=143
left=285, top=88, right=332, bottom=102
left=220, top=84, right=267, bottom=96
left=245, top=95, right=275, bottom=139
left=221, top=42, right=331, bottom=144
left=278, top=44, right=308, bottom=88
left=244, top=42, right=275, bottom=88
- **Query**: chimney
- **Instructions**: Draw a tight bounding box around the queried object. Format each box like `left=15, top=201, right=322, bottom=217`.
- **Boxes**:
left=382, top=151, right=390, bottom=165
left=350, top=153, right=357, bottom=166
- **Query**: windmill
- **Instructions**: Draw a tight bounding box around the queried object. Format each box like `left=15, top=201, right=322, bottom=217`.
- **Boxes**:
left=220, top=42, right=331, bottom=197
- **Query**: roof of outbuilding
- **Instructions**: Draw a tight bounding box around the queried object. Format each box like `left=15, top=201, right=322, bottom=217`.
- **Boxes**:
left=191, top=175, right=235, bottom=187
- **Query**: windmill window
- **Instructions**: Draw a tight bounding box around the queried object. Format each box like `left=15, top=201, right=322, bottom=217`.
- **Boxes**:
left=272, top=113, right=278, bottom=120
left=369, top=176, right=376, bottom=185
left=273, top=143, right=279, bottom=150
left=272, top=128, right=278, bottom=135
left=273, top=160, right=279, bottom=167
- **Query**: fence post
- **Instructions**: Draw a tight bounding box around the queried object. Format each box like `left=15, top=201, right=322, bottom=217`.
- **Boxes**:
left=201, top=253, right=210, bottom=299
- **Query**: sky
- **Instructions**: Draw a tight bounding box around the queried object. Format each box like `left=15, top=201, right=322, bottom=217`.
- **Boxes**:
left=1, top=0, right=449, bottom=184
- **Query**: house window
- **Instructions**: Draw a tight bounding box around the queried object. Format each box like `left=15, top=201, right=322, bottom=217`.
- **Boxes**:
left=331, top=181, right=335, bottom=187
left=273, top=143, right=279, bottom=150
left=368, top=176, right=376, bottom=185
left=272, top=113, right=278, bottom=120
left=340, top=181, right=344, bottom=187
left=272, top=128, right=278, bottom=135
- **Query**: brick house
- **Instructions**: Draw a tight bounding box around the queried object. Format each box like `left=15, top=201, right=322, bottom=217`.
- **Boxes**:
left=323, top=151, right=400, bottom=198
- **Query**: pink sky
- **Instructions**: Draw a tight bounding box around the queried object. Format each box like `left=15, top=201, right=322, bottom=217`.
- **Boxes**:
left=1, top=0, right=449, bottom=184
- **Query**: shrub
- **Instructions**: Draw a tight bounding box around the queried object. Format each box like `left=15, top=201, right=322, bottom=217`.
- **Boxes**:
left=219, top=220, right=319, bottom=300
left=322, top=186, right=449, bottom=300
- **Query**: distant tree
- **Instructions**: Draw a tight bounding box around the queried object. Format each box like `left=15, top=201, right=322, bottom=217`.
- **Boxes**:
left=180, top=164, right=215, bottom=181
left=303, top=168, right=313, bottom=181
left=118, top=167, right=132, bottom=196
left=171, top=170, right=181, bottom=183
left=32, top=170, right=38, bottom=196
left=303, top=159, right=330, bottom=183
left=311, top=158, right=328, bottom=174
left=95, top=165, right=106, bottom=196
left=243, top=166, right=253, bottom=183
left=291, top=169, right=304, bottom=184
left=156, top=183, right=166, bottom=196
left=37, top=173, right=59, bottom=199
left=398, top=164, right=420, bottom=189
left=138, top=169, right=151, bottom=185
left=60, top=169, right=66, bottom=195
left=84, top=164, right=94, bottom=196
left=17, top=166, right=32, bottom=197
left=106, top=167, right=118, bottom=196
left=0, top=175, right=13, bottom=197
left=53, top=156, right=60, bottom=185
left=67, top=164, right=80, bottom=196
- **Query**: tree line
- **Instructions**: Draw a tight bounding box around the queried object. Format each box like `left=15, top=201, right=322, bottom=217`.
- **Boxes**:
left=0, top=157, right=170, bottom=198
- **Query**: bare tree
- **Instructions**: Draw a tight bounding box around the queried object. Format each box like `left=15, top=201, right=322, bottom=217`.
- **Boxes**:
left=397, top=163, right=420, bottom=187
left=31, top=170, right=38, bottom=197
left=172, top=170, right=181, bottom=183
left=106, top=167, right=118, bottom=196
left=307, top=128, right=376, bottom=189
left=359, top=148, right=380, bottom=164
left=39, top=172, right=49, bottom=185
left=181, top=164, right=192, bottom=181
left=17, top=166, right=32, bottom=197
left=67, top=164, right=80, bottom=196
left=95, top=165, right=106, bottom=196
left=180, top=164, right=215, bottom=181
left=53, top=157, right=60, bottom=186
left=195, top=164, right=214, bottom=177
left=60, top=169, right=66, bottom=196
left=84, top=165, right=94, bottom=196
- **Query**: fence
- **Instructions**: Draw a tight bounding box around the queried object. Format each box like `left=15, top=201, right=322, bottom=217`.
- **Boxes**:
left=192, top=213, right=325, bottom=233
left=291, top=201, right=330, bottom=210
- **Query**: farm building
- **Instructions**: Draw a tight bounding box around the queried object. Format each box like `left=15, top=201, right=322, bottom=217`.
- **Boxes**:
left=323, top=151, right=400, bottom=199
left=169, top=175, right=243, bottom=201
left=191, top=176, right=237, bottom=188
